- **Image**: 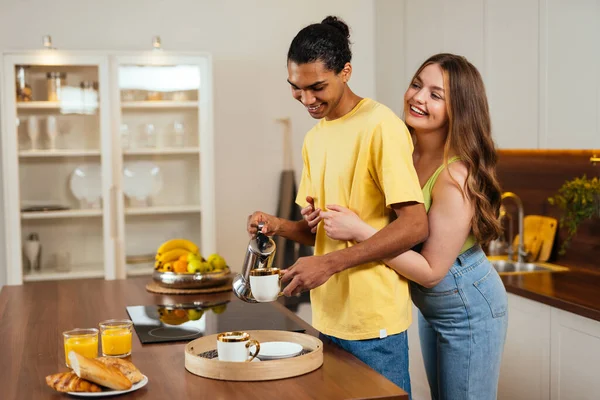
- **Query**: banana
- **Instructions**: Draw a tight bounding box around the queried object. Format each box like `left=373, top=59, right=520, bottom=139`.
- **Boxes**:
left=162, top=262, right=174, bottom=272
left=158, top=248, right=191, bottom=263
left=156, top=239, right=199, bottom=259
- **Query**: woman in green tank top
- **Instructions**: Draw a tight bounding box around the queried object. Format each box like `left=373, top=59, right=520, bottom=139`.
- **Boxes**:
left=303, top=54, right=508, bottom=400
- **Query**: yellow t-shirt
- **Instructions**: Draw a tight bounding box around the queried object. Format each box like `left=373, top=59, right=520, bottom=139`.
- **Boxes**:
left=295, top=98, right=424, bottom=340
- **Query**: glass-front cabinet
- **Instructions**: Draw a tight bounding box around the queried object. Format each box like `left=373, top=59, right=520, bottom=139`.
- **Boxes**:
left=1, top=51, right=215, bottom=285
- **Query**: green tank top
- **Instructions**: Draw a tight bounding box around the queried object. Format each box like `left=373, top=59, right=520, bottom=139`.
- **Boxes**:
left=421, top=156, right=477, bottom=254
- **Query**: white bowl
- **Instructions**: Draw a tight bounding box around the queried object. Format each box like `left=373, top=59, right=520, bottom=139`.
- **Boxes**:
left=69, top=164, right=102, bottom=207
left=123, top=161, right=163, bottom=203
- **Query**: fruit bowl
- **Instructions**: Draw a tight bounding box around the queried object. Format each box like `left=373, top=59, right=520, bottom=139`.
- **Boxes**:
left=153, top=266, right=233, bottom=289
left=158, top=301, right=229, bottom=325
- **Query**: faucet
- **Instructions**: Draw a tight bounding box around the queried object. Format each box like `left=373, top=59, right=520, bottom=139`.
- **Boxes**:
left=500, top=192, right=528, bottom=263
left=488, top=205, right=513, bottom=256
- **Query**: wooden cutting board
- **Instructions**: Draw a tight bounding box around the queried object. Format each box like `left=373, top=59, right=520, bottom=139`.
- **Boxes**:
left=512, top=215, right=558, bottom=262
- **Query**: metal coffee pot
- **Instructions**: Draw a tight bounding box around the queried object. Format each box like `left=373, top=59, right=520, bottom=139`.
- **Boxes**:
left=232, top=223, right=277, bottom=303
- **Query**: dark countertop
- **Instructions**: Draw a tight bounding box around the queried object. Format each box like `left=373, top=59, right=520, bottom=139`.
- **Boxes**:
left=501, top=266, right=600, bottom=322
left=0, top=277, right=408, bottom=400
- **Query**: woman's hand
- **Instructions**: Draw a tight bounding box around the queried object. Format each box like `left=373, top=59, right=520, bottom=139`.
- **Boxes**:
left=320, top=205, right=374, bottom=242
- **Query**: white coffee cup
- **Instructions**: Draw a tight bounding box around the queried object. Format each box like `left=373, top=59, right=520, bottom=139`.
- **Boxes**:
left=216, top=331, right=260, bottom=362
left=250, top=268, right=284, bottom=302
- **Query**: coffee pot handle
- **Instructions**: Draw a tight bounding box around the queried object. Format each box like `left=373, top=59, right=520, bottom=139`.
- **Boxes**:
left=256, top=222, right=270, bottom=251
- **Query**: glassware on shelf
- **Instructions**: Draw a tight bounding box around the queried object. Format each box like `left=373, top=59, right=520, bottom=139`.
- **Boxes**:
left=23, top=233, right=42, bottom=273
left=46, top=116, right=59, bottom=150
left=121, top=90, right=135, bottom=102
left=120, top=123, right=131, bottom=149
left=16, top=66, right=32, bottom=102
left=172, top=91, right=188, bottom=101
left=146, top=91, right=162, bottom=101
left=144, top=123, right=156, bottom=148
left=47, top=72, right=67, bottom=102
left=54, top=251, right=72, bottom=273
left=173, top=121, right=185, bottom=147
left=27, top=116, right=40, bottom=150
left=80, top=81, right=98, bottom=113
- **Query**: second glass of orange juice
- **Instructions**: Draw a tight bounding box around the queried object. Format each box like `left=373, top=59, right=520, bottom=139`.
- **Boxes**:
left=63, top=328, right=99, bottom=368
left=99, top=319, right=133, bottom=357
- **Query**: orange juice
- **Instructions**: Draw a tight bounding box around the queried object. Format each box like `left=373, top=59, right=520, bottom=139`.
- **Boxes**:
left=101, top=328, right=132, bottom=356
left=63, top=329, right=99, bottom=368
left=99, top=319, right=133, bottom=357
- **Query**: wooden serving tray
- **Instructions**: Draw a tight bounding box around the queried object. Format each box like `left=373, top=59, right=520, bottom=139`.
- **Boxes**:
left=184, top=330, right=323, bottom=381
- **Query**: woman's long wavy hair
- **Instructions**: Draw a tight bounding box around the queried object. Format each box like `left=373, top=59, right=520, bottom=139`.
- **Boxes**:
left=408, top=53, right=502, bottom=245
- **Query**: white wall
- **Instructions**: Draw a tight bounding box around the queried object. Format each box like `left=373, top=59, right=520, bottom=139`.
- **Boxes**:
left=0, top=0, right=377, bottom=285
left=375, top=0, right=600, bottom=150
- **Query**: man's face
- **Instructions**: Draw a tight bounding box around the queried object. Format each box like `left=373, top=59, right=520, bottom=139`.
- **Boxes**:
left=287, top=61, right=347, bottom=120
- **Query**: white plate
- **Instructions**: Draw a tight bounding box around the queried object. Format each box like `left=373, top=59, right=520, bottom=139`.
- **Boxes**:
left=68, top=375, right=148, bottom=397
left=69, top=164, right=102, bottom=206
left=257, top=341, right=303, bottom=360
left=122, top=161, right=163, bottom=202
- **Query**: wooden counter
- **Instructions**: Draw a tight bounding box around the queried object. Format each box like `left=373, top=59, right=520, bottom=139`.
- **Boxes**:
left=0, top=277, right=408, bottom=400
left=501, top=266, right=600, bottom=322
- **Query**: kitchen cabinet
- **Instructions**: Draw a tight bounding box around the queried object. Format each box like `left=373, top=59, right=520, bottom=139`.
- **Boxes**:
left=550, top=307, right=600, bottom=400
left=498, top=294, right=551, bottom=400
left=409, top=293, right=600, bottom=400
left=375, top=0, right=600, bottom=150
left=1, top=50, right=216, bottom=285
left=543, top=0, right=600, bottom=149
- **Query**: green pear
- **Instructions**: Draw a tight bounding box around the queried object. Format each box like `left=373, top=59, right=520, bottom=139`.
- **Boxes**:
left=207, top=253, right=227, bottom=271
left=187, top=252, right=201, bottom=263
left=187, top=309, right=204, bottom=321
left=187, top=259, right=202, bottom=273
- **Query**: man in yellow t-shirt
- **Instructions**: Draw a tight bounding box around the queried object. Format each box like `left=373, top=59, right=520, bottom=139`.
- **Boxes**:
left=247, top=16, right=427, bottom=395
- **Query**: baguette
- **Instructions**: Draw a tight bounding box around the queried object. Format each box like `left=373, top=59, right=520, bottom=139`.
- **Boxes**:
left=46, top=372, right=102, bottom=393
left=96, top=356, right=144, bottom=384
left=68, top=351, right=132, bottom=390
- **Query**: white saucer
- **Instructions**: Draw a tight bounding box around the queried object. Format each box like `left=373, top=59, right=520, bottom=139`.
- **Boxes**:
left=257, top=341, right=303, bottom=360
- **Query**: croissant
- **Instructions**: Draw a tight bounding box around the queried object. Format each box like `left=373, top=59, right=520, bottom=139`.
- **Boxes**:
left=46, top=372, right=102, bottom=393
left=96, top=357, right=144, bottom=384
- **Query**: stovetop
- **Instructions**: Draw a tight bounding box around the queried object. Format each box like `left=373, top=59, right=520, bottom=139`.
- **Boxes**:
left=126, top=299, right=306, bottom=344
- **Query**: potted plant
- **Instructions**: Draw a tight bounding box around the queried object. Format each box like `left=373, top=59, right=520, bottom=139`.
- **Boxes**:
left=548, top=175, right=600, bottom=255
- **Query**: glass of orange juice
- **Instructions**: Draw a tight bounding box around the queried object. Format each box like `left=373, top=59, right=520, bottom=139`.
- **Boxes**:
left=63, top=328, right=99, bottom=368
left=99, top=319, right=133, bottom=357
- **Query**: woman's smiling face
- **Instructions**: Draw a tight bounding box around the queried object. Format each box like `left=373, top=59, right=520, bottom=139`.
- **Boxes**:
left=404, top=63, right=449, bottom=132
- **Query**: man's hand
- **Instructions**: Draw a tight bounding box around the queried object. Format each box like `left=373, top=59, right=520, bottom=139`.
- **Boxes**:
left=247, top=211, right=280, bottom=238
left=281, top=255, right=336, bottom=296
left=300, top=196, right=321, bottom=233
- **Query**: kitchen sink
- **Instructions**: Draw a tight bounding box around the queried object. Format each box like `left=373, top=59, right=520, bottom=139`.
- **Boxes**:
left=490, top=259, right=556, bottom=274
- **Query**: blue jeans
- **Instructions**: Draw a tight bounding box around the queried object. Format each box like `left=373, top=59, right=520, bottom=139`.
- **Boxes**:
left=411, top=245, right=508, bottom=400
left=320, top=330, right=412, bottom=398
